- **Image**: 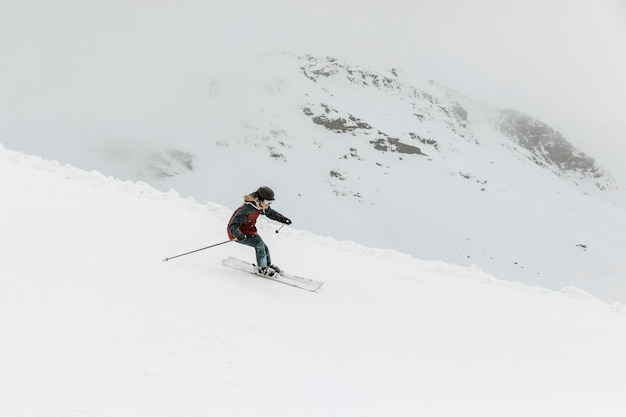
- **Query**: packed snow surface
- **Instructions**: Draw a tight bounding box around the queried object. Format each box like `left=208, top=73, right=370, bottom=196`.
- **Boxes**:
left=2, top=144, right=626, bottom=417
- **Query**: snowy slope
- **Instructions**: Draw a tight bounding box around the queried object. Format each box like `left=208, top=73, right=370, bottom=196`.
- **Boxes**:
left=2, top=145, right=626, bottom=417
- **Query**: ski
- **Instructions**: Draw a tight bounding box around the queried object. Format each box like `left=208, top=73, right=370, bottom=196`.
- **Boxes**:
left=221, top=256, right=323, bottom=292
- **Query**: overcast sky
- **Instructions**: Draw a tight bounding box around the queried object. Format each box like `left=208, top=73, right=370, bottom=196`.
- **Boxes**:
left=1, top=0, right=625, bottom=182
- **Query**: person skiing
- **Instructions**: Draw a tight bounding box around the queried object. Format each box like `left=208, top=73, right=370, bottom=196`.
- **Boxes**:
left=227, top=186, right=292, bottom=277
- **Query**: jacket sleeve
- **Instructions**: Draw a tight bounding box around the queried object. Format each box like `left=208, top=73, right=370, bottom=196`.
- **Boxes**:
left=264, top=207, right=290, bottom=224
left=228, top=206, right=250, bottom=240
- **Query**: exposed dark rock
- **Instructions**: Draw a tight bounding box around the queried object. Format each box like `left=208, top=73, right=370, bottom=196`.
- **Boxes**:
left=408, top=132, right=439, bottom=150
left=498, top=110, right=602, bottom=177
left=310, top=112, right=372, bottom=133
left=370, top=137, right=424, bottom=155
left=330, top=170, right=345, bottom=180
left=148, top=149, right=194, bottom=178
left=166, top=149, right=193, bottom=171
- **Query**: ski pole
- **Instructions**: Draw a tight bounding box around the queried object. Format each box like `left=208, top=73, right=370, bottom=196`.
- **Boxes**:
left=163, top=240, right=232, bottom=262
left=275, top=224, right=285, bottom=234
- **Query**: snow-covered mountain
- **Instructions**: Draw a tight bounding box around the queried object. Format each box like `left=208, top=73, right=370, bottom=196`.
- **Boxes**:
left=2, top=144, right=626, bottom=417
left=2, top=53, right=625, bottom=302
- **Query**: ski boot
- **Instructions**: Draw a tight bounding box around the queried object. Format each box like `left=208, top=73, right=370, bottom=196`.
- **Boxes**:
left=256, top=265, right=276, bottom=277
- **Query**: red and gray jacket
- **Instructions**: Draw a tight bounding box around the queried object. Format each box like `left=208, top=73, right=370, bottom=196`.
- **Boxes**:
left=227, top=193, right=290, bottom=240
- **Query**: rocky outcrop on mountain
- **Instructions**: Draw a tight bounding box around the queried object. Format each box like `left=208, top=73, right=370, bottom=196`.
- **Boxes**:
left=302, top=104, right=372, bottom=133
left=148, top=149, right=194, bottom=178
left=369, top=135, right=425, bottom=156
left=152, top=52, right=614, bottom=198
left=293, top=54, right=613, bottom=190
left=301, top=102, right=426, bottom=157
left=300, top=55, right=403, bottom=92
left=497, top=110, right=606, bottom=182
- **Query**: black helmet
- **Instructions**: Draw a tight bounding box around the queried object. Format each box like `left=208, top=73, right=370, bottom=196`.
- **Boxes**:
left=256, top=186, right=275, bottom=201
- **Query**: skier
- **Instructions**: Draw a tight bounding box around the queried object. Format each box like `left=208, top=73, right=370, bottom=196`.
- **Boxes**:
left=227, top=186, right=292, bottom=277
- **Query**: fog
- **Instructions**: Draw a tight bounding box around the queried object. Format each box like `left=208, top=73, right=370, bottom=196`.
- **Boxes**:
left=1, top=0, right=625, bottom=183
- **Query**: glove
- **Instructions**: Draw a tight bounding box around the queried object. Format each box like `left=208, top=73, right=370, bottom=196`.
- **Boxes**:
left=284, top=218, right=292, bottom=225
left=235, top=233, right=246, bottom=241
